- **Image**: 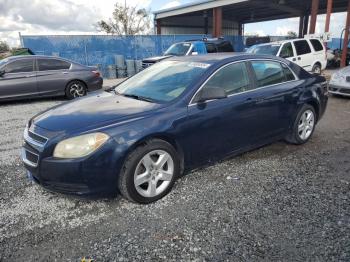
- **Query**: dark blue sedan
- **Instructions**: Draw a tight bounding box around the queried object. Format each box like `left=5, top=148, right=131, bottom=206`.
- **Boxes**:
left=22, top=54, right=328, bottom=203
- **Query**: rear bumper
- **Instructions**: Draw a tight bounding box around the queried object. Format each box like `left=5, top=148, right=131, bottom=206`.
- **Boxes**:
left=87, top=77, right=103, bottom=92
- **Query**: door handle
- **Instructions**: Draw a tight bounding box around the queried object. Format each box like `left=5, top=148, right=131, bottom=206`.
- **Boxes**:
left=26, top=74, right=36, bottom=77
left=298, top=57, right=301, bottom=60
left=292, top=58, right=296, bottom=61
left=62, top=72, right=68, bottom=74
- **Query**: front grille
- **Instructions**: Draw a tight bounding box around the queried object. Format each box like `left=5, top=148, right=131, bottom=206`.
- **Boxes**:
left=22, top=127, right=48, bottom=167
left=28, top=130, right=48, bottom=144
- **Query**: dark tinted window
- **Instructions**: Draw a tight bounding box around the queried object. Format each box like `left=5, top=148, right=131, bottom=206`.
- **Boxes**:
left=310, top=39, right=324, bottom=51
left=201, top=62, right=250, bottom=96
left=38, top=59, right=71, bottom=71
left=279, top=42, right=294, bottom=58
left=5, top=59, right=33, bottom=73
left=293, top=40, right=311, bottom=55
left=205, top=43, right=217, bottom=53
left=216, top=41, right=234, bottom=52
left=251, top=61, right=286, bottom=87
left=281, top=63, right=296, bottom=81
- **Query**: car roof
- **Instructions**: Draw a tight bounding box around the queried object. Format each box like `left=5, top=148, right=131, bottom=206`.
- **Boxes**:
left=167, top=52, right=287, bottom=64
left=253, top=38, right=321, bottom=47
left=5, top=55, right=72, bottom=62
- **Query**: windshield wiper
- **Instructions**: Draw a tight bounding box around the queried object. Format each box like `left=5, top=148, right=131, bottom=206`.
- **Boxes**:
left=122, top=94, right=155, bottom=103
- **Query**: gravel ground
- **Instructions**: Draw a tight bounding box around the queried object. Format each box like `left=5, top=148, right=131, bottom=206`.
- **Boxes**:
left=0, top=95, right=349, bottom=261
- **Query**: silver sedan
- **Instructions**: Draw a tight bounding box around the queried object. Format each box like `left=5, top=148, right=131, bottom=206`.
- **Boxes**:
left=329, top=66, right=350, bottom=97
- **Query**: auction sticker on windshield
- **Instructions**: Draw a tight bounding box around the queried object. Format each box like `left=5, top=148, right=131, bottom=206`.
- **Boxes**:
left=188, top=62, right=211, bottom=69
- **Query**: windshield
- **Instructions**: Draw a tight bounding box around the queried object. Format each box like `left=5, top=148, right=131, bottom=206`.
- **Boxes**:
left=164, top=43, right=192, bottom=56
left=115, top=60, right=210, bottom=103
left=247, top=44, right=281, bottom=55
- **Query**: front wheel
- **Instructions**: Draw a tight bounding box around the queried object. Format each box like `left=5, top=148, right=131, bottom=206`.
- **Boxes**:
left=118, top=139, right=180, bottom=204
left=285, top=105, right=316, bottom=145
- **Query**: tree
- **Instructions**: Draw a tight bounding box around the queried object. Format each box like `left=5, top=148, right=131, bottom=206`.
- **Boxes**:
left=97, top=3, right=151, bottom=35
left=287, top=31, right=297, bottom=38
left=0, top=41, right=10, bottom=53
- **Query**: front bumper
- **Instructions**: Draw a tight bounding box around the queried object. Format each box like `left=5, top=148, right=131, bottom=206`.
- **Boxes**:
left=21, top=127, right=122, bottom=197
left=329, top=83, right=350, bottom=97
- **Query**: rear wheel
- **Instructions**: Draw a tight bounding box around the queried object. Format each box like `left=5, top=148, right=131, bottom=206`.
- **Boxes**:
left=285, top=105, right=316, bottom=145
left=118, top=139, right=180, bottom=204
left=312, top=63, right=321, bottom=75
left=65, top=80, right=87, bottom=99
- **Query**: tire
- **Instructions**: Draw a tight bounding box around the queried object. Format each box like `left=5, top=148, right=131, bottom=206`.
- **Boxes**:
left=312, top=63, right=321, bottom=75
left=65, top=80, right=87, bottom=99
left=285, top=105, right=316, bottom=145
left=118, top=139, right=180, bottom=204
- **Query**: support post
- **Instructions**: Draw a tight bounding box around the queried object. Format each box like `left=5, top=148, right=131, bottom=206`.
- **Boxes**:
left=303, top=12, right=309, bottom=36
left=341, top=0, right=350, bottom=67
left=204, top=11, right=209, bottom=35
left=213, top=7, right=222, bottom=37
left=299, top=15, right=304, bottom=38
left=238, top=22, right=243, bottom=36
left=156, top=20, right=161, bottom=35
left=325, top=0, right=333, bottom=33
left=309, top=0, right=319, bottom=34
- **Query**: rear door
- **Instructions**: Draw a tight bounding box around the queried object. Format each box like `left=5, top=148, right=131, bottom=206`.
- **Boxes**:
left=0, top=58, right=37, bottom=99
left=248, top=60, right=300, bottom=142
left=309, top=39, right=326, bottom=67
left=35, top=58, right=71, bottom=96
left=292, top=40, right=314, bottom=71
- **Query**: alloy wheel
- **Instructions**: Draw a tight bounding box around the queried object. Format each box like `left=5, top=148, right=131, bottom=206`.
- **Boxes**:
left=298, top=109, right=315, bottom=140
left=69, top=83, right=85, bottom=98
left=134, top=150, right=174, bottom=198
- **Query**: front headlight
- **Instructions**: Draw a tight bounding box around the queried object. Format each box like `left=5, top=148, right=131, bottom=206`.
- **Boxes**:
left=53, top=132, right=109, bottom=159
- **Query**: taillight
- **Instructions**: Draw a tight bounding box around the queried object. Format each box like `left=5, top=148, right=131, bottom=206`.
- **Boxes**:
left=92, top=70, right=100, bottom=77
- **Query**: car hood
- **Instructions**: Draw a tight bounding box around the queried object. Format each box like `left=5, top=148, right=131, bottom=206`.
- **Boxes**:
left=33, top=91, right=160, bottom=132
left=142, top=55, right=173, bottom=63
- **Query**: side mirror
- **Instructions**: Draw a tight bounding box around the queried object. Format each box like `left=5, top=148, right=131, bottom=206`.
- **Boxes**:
left=0, top=70, right=5, bottom=77
left=197, top=87, right=227, bottom=103
left=191, top=51, right=198, bottom=55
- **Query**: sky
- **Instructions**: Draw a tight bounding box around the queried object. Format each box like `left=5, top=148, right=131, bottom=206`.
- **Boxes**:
left=0, top=0, right=348, bottom=47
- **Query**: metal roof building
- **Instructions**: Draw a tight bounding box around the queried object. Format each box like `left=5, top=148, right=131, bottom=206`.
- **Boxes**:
left=154, top=0, right=350, bottom=66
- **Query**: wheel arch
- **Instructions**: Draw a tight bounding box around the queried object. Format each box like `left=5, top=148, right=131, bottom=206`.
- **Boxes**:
left=305, top=99, right=320, bottom=122
left=124, top=133, right=185, bottom=175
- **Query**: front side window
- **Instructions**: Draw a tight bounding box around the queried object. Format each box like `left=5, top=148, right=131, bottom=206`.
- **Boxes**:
left=116, top=60, right=209, bottom=103
left=5, top=59, right=33, bottom=73
left=293, top=40, right=311, bottom=55
left=279, top=42, right=294, bottom=58
left=164, top=43, right=192, bottom=56
left=199, top=62, right=251, bottom=96
left=251, top=61, right=286, bottom=87
left=37, top=59, right=71, bottom=71
left=310, top=39, right=324, bottom=51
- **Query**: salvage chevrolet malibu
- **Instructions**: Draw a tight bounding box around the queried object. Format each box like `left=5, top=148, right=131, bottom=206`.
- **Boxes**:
left=22, top=54, right=328, bottom=203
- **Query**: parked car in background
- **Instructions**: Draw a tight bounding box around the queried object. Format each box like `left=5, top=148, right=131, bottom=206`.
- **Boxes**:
left=0, top=55, right=103, bottom=102
left=142, top=38, right=234, bottom=68
left=329, top=65, right=350, bottom=97
left=22, top=53, right=328, bottom=204
left=247, top=38, right=327, bottom=74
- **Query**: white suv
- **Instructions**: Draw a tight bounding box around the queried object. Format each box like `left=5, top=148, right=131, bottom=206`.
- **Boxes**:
left=247, top=38, right=327, bottom=74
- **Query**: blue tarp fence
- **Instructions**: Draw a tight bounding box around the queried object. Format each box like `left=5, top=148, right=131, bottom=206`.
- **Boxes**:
left=21, top=34, right=244, bottom=76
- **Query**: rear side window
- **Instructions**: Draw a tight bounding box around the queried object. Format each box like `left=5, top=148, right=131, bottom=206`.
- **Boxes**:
left=217, top=41, right=234, bottom=52
left=201, top=62, right=250, bottom=96
left=251, top=61, right=286, bottom=87
left=5, top=59, right=34, bottom=73
left=205, top=43, right=217, bottom=53
left=293, top=40, right=311, bottom=55
left=38, top=59, right=71, bottom=71
left=310, top=39, right=324, bottom=51
left=279, top=42, right=294, bottom=58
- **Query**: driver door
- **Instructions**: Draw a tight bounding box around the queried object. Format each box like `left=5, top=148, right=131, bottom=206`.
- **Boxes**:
left=182, top=62, right=258, bottom=165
